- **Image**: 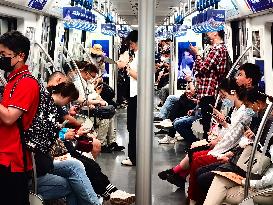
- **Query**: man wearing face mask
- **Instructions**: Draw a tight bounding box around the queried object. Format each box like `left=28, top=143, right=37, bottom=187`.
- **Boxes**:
left=0, top=31, right=39, bottom=205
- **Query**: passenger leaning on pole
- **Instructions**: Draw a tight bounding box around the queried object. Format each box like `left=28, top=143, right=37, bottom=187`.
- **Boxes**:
left=117, top=30, right=138, bottom=166
left=0, top=31, right=39, bottom=205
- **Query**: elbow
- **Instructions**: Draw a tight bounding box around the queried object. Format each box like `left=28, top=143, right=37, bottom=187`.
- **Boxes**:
left=2, top=118, right=16, bottom=126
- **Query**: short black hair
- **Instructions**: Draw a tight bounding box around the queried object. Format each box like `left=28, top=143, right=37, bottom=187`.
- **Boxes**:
left=218, top=78, right=238, bottom=94
left=242, top=88, right=267, bottom=105
left=0, top=30, right=30, bottom=62
left=238, top=63, right=261, bottom=87
left=48, top=81, right=79, bottom=102
left=126, top=30, right=138, bottom=43
left=83, top=63, right=99, bottom=74
left=218, top=78, right=246, bottom=101
left=217, top=30, right=225, bottom=40
left=47, top=71, right=66, bottom=83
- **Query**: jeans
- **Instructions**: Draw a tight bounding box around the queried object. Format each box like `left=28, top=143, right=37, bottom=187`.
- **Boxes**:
left=159, top=95, right=179, bottom=119
left=37, top=173, right=77, bottom=205
left=53, top=158, right=101, bottom=205
left=173, top=115, right=199, bottom=144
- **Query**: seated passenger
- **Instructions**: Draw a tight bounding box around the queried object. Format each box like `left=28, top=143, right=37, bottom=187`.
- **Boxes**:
left=48, top=73, right=135, bottom=205
left=158, top=79, right=252, bottom=203
left=198, top=89, right=272, bottom=205
left=73, top=62, right=124, bottom=153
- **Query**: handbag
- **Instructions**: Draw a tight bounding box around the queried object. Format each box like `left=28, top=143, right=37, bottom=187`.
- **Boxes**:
left=49, top=139, right=68, bottom=158
left=90, top=105, right=116, bottom=119
left=236, top=145, right=271, bottom=176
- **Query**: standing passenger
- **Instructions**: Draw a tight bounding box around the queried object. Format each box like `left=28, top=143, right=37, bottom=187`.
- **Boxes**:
left=117, top=30, right=138, bottom=166
left=0, top=31, right=39, bottom=205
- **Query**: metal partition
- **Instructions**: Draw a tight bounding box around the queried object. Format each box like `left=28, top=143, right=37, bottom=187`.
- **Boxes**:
left=244, top=102, right=273, bottom=198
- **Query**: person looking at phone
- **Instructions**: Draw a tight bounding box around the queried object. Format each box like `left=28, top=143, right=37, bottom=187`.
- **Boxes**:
left=116, top=30, right=138, bottom=166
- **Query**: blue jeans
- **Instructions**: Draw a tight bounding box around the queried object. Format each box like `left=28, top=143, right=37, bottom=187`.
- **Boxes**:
left=37, top=173, right=77, bottom=205
left=173, top=115, right=199, bottom=144
left=159, top=95, right=179, bottom=119
left=53, top=158, right=101, bottom=205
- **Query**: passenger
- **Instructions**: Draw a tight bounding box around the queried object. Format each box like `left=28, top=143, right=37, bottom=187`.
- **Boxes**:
left=0, top=31, right=39, bottom=205
left=157, top=30, right=227, bottom=144
left=159, top=79, right=252, bottom=204
left=117, top=30, right=139, bottom=166
left=37, top=81, right=101, bottom=205
left=73, top=62, right=123, bottom=152
left=48, top=72, right=136, bottom=205
left=203, top=89, right=273, bottom=205
left=90, top=44, right=106, bottom=76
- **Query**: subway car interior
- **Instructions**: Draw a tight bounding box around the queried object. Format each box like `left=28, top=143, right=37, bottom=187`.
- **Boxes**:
left=0, top=0, right=273, bottom=205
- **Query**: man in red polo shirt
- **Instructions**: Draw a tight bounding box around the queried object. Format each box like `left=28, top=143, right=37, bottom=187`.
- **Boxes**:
left=0, top=31, right=39, bottom=205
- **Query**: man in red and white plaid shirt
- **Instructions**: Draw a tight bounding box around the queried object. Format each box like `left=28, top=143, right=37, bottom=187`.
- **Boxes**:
left=191, top=30, right=227, bottom=100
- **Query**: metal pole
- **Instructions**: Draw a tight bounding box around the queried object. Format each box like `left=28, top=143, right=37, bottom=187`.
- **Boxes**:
left=34, top=41, right=57, bottom=74
left=136, top=0, right=155, bottom=204
left=169, top=42, right=175, bottom=95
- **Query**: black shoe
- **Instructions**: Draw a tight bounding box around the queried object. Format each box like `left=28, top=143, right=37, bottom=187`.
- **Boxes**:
left=101, top=145, right=112, bottom=153
left=154, top=116, right=163, bottom=121
left=158, top=169, right=174, bottom=180
left=157, top=102, right=163, bottom=107
left=108, top=142, right=125, bottom=151
left=166, top=173, right=186, bottom=188
left=154, top=129, right=168, bottom=135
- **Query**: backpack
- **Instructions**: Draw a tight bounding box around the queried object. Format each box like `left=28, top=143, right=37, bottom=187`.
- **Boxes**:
left=99, top=82, right=115, bottom=103
left=11, top=74, right=60, bottom=154
left=90, top=105, right=116, bottom=119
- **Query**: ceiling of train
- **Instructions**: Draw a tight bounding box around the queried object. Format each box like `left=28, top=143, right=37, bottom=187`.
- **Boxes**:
left=110, top=0, right=185, bottom=25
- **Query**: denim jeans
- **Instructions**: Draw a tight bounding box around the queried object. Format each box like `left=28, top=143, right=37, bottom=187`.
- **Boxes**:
left=37, top=173, right=77, bottom=205
left=173, top=115, right=199, bottom=144
left=159, top=95, right=179, bottom=119
left=53, top=158, right=101, bottom=205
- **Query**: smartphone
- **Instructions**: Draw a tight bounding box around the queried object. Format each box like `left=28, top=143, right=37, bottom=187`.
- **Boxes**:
left=96, top=84, right=103, bottom=89
left=61, top=120, right=69, bottom=127
left=241, top=122, right=250, bottom=131
left=209, top=104, right=215, bottom=109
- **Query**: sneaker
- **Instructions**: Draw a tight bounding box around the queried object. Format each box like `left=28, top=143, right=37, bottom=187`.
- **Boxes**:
left=101, top=145, right=113, bottom=153
left=158, top=135, right=176, bottom=144
left=175, top=133, right=184, bottom=141
left=166, top=173, right=186, bottom=188
left=154, top=129, right=168, bottom=135
left=108, top=142, right=125, bottom=152
left=158, top=168, right=174, bottom=180
left=121, top=157, right=134, bottom=166
left=154, top=116, right=163, bottom=121
left=160, top=119, right=173, bottom=128
left=110, top=190, right=135, bottom=205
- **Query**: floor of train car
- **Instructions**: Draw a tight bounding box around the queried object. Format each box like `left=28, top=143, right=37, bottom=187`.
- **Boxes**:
left=97, top=107, right=188, bottom=205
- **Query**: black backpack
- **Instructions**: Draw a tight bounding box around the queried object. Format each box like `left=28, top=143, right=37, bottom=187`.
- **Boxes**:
left=12, top=74, right=60, bottom=154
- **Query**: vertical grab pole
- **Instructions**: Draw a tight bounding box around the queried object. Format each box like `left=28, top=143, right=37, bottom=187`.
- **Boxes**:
left=136, top=0, right=155, bottom=205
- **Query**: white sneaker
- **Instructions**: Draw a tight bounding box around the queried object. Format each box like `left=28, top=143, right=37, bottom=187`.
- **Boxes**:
left=121, top=157, right=134, bottom=166
left=175, top=133, right=184, bottom=141
left=158, top=135, right=176, bottom=144
left=160, top=119, right=173, bottom=128
left=110, top=190, right=136, bottom=205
